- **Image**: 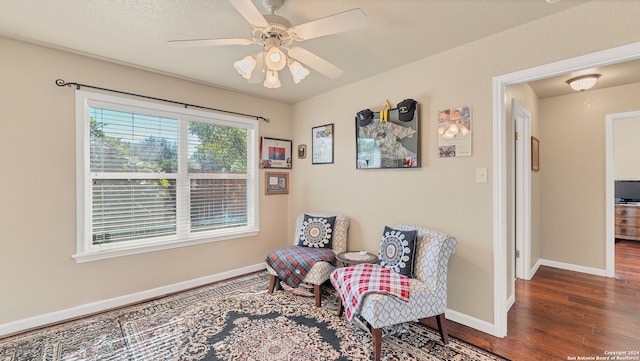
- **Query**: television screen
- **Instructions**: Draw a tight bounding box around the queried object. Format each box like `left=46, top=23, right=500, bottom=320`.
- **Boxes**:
left=615, top=180, right=640, bottom=202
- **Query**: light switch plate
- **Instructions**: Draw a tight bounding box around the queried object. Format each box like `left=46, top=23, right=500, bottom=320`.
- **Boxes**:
left=476, top=168, right=488, bottom=183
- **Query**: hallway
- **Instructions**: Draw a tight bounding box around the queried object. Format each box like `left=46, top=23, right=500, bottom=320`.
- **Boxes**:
left=424, top=240, right=640, bottom=360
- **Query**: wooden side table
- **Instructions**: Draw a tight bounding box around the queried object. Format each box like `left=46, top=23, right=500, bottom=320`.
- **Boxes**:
left=326, top=251, right=378, bottom=310
left=336, top=251, right=378, bottom=266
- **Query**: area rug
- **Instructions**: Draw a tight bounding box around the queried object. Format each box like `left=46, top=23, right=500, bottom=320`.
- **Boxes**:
left=0, top=272, right=509, bottom=361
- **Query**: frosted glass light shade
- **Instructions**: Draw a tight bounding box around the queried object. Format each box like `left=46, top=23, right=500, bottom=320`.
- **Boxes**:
left=288, top=61, right=309, bottom=84
left=265, top=47, right=287, bottom=71
left=567, top=74, right=600, bottom=91
left=264, top=70, right=281, bottom=89
left=233, top=55, right=256, bottom=79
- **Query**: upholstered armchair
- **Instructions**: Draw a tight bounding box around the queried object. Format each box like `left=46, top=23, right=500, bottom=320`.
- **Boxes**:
left=266, top=212, right=349, bottom=307
left=335, top=224, right=457, bottom=361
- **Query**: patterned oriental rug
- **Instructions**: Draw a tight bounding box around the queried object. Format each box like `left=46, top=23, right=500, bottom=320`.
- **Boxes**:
left=0, top=272, right=509, bottom=361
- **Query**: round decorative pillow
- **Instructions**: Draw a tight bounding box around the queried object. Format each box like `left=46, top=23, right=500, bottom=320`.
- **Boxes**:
left=298, top=215, right=336, bottom=248
left=378, top=226, right=417, bottom=276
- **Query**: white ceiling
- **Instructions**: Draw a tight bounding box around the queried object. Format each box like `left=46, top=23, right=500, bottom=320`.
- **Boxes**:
left=0, top=0, right=603, bottom=103
left=528, top=59, right=640, bottom=99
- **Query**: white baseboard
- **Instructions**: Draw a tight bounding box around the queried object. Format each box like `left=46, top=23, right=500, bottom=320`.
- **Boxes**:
left=0, top=263, right=266, bottom=338
left=442, top=259, right=607, bottom=340
left=505, top=294, right=515, bottom=313
left=528, top=259, right=542, bottom=279
left=445, top=308, right=497, bottom=336
left=537, top=258, right=606, bottom=277
left=3, top=261, right=522, bottom=341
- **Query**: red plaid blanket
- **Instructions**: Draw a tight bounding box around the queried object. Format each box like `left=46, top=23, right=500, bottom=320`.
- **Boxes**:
left=266, top=246, right=336, bottom=288
left=330, top=263, right=410, bottom=321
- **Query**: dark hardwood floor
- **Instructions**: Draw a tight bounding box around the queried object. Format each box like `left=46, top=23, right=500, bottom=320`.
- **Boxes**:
left=424, top=240, right=640, bottom=360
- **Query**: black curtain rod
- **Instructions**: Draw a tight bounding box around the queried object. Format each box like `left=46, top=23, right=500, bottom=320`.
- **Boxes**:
left=55, top=79, right=270, bottom=123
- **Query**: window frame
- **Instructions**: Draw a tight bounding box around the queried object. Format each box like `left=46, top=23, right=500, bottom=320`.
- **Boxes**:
left=73, top=90, right=259, bottom=263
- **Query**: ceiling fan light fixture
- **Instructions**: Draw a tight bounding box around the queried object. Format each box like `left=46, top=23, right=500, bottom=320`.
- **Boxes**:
left=264, top=69, right=281, bottom=89
left=566, top=74, right=601, bottom=91
left=233, top=55, right=257, bottom=79
left=288, top=60, right=309, bottom=84
left=265, top=46, right=287, bottom=71
left=172, top=0, right=369, bottom=90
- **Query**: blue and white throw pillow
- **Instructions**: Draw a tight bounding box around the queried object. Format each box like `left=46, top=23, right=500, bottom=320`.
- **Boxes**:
left=378, top=226, right=417, bottom=277
left=298, top=215, right=336, bottom=249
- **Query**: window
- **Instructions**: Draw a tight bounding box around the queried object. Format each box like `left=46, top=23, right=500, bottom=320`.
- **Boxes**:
left=74, top=90, right=259, bottom=262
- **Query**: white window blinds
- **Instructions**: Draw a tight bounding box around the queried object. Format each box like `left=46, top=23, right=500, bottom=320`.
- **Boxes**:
left=74, top=91, right=258, bottom=262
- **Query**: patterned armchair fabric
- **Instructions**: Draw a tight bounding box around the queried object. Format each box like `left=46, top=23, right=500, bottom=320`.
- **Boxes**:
left=337, top=224, right=456, bottom=361
left=266, top=212, right=349, bottom=307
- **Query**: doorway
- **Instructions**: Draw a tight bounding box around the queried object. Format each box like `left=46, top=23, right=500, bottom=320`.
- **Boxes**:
left=512, top=99, right=531, bottom=281
left=492, top=41, right=640, bottom=338
left=606, top=111, right=640, bottom=277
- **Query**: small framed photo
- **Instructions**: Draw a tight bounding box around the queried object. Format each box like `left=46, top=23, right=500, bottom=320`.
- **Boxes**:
left=531, top=136, right=540, bottom=171
left=260, top=137, right=292, bottom=169
left=297, top=144, right=307, bottom=159
left=312, top=123, right=334, bottom=164
left=265, top=171, right=289, bottom=194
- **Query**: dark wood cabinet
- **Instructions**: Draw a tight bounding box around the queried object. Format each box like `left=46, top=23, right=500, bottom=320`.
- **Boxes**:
left=615, top=204, right=640, bottom=241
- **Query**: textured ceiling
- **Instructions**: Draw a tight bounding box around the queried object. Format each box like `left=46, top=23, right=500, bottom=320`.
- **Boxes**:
left=0, top=0, right=594, bottom=103
left=528, top=59, right=640, bottom=99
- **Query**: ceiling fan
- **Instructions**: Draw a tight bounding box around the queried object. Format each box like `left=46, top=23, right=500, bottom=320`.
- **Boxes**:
left=168, top=0, right=368, bottom=88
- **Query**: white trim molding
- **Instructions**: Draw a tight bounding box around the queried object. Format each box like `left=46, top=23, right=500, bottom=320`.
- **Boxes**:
left=0, top=263, right=266, bottom=338
left=492, top=40, right=640, bottom=339
left=446, top=308, right=497, bottom=336
left=74, top=90, right=260, bottom=263
left=536, top=259, right=607, bottom=278
left=605, top=111, right=640, bottom=278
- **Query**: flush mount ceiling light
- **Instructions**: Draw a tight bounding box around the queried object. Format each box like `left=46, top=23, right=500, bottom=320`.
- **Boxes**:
left=169, top=0, right=368, bottom=89
left=566, top=74, right=601, bottom=91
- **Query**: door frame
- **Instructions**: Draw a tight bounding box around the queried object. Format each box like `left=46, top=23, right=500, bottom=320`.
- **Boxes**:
left=605, top=110, right=640, bottom=277
left=492, top=41, right=640, bottom=338
left=512, top=99, right=532, bottom=281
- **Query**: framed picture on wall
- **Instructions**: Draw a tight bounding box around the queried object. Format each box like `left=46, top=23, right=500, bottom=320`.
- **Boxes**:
left=297, top=144, right=307, bottom=159
left=356, top=100, right=420, bottom=168
left=437, top=105, right=472, bottom=158
left=312, top=124, right=334, bottom=164
left=260, top=137, right=292, bottom=169
left=531, top=136, right=540, bottom=171
left=265, top=171, right=289, bottom=194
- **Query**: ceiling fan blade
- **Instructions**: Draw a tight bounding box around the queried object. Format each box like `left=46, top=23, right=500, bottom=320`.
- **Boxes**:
left=229, top=0, right=269, bottom=27
left=287, top=46, right=343, bottom=79
left=168, top=38, right=254, bottom=47
left=291, top=8, right=367, bottom=40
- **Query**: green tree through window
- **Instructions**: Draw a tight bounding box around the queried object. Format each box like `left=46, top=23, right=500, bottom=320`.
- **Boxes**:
left=75, top=91, right=258, bottom=262
left=188, top=122, right=247, bottom=173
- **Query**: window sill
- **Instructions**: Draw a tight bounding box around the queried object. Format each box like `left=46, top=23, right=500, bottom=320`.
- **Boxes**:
left=72, top=229, right=258, bottom=263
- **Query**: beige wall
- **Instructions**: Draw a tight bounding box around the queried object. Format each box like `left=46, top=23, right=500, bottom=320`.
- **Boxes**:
left=614, top=117, right=640, bottom=180
left=3, top=0, right=640, bottom=333
left=291, top=0, right=640, bottom=324
left=539, top=82, right=640, bottom=268
left=0, top=36, right=293, bottom=325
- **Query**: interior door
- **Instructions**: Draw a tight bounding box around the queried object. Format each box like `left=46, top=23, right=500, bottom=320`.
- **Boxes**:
left=512, top=99, right=531, bottom=280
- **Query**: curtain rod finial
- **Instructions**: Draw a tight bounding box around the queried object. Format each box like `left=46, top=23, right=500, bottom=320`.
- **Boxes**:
left=55, top=79, right=80, bottom=89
